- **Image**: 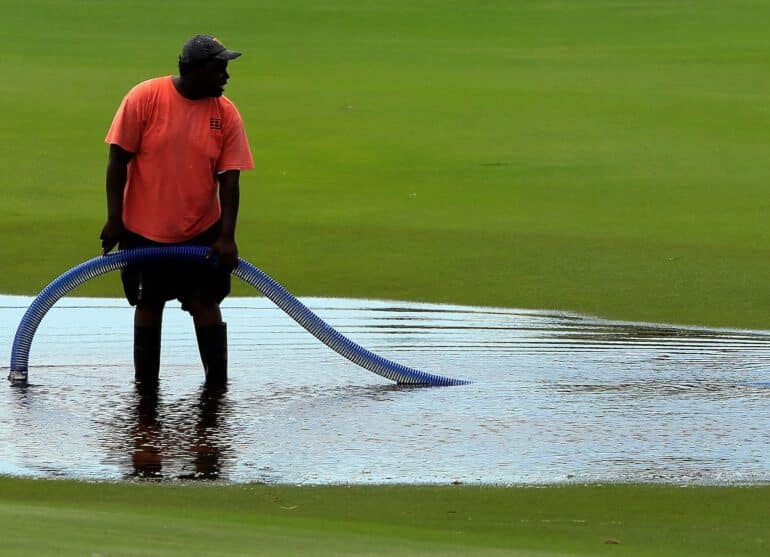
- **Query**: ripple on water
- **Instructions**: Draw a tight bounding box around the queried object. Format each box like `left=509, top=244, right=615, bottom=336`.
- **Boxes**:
left=1, top=295, right=770, bottom=484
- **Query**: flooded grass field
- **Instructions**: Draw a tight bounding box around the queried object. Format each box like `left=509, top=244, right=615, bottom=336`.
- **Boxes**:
left=2, top=295, right=770, bottom=484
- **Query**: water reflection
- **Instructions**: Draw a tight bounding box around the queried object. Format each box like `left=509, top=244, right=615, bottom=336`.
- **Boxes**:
left=121, top=383, right=230, bottom=480
left=1, top=295, right=770, bottom=484
left=130, top=384, right=163, bottom=478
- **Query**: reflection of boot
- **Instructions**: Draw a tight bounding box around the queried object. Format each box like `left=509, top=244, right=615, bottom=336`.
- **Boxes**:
left=179, top=385, right=227, bottom=480
left=134, top=326, right=161, bottom=384
left=193, top=385, right=226, bottom=479
left=132, top=383, right=162, bottom=478
left=195, top=323, right=227, bottom=386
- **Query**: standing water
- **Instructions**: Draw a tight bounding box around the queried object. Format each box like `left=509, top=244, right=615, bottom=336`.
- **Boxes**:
left=1, top=295, right=769, bottom=484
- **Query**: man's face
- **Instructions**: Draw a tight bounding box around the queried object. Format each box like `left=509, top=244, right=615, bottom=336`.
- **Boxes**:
left=190, top=59, right=230, bottom=97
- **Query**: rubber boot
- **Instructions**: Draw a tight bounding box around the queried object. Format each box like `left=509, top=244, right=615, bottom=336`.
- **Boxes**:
left=134, top=325, right=161, bottom=385
left=195, top=322, right=228, bottom=387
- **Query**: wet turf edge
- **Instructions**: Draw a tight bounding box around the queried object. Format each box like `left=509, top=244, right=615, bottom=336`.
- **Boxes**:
left=1, top=477, right=769, bottom=556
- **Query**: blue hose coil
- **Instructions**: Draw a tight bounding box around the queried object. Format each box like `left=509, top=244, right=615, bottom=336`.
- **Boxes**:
left=8, top=246, right=468, bottom=386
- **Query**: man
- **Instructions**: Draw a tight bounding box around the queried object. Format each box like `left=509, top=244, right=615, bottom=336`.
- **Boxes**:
left=100, top=35, right=254, bottom=386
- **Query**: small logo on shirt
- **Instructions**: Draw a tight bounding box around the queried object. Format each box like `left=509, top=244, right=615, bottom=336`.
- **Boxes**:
left=210, top=118, right=222, bottom=130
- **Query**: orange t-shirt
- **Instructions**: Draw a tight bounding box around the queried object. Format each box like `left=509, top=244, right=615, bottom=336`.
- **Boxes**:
left=105, top=76, right=254, bottom=242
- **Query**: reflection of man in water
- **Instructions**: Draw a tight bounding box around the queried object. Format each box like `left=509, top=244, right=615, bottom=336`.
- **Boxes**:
left=131, top=385, right=163, bottom=478
left=131, top=384, right=228, bottom=479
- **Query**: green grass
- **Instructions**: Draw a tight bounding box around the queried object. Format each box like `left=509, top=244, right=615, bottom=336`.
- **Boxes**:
left=3, top=2, right=770, bottom=556
left=1, top=477, right=769, bottom=557
left=3, top=0, right=770, bottom=327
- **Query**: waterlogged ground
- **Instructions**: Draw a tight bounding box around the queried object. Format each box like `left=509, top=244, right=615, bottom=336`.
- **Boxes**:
left=1, top=295, right=770, bottom=484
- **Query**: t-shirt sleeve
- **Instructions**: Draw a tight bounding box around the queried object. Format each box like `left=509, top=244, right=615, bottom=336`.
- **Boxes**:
left=217, top=103, right=255, bottom=173
left=105, top=85, right=146, bottom=153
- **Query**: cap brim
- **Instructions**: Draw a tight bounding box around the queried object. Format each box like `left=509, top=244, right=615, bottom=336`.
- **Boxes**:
left=215, top=49, right=241, bottom=61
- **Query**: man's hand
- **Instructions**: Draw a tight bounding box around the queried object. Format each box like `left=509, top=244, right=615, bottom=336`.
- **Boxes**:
left=208, top=235, right=238, bottom=271
left=100, top=218, right=124, bottom=255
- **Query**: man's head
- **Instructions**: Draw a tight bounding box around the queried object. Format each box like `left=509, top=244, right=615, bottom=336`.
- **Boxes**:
left=178, top=35, right=241, bottom=98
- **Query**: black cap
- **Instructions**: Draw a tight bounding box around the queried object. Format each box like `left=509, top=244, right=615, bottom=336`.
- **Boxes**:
left=180, top=34, right=241, bottom=64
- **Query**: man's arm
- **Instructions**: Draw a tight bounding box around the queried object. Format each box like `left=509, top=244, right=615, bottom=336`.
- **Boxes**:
left=100, top=144, right=134, bottom=254
left=209, top=170, right=240, bottom=271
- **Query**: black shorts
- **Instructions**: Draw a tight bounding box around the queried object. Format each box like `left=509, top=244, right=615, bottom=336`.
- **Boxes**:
left=118, top=222, right=231, bottom=311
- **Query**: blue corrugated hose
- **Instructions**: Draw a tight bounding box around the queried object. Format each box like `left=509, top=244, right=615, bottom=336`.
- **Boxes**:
left=7, top=246, right=468, bottom=386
